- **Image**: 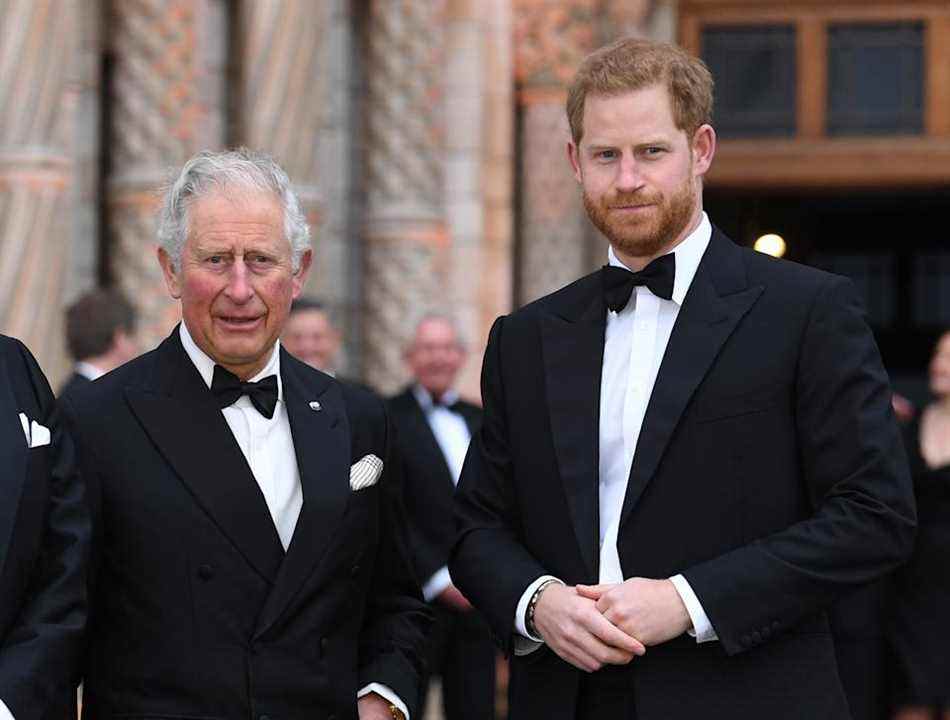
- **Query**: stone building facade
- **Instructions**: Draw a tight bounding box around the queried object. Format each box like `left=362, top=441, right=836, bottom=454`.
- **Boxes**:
left=0, top=0, right=667, bottom=395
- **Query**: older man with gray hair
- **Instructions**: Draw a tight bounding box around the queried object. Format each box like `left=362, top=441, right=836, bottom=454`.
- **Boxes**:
left=60, top=148, right=430, bottom=720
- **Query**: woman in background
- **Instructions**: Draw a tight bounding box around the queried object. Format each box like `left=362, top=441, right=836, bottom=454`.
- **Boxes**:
left=892, top=330, right=950, bottom=720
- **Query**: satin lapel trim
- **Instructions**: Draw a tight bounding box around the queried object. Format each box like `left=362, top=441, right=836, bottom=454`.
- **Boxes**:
left=255, top=358, right=346, bottom=639
left=541, top=293, right=606, bottom=579
left=407, top=396, right=455, bottom=490
left=619, top=255, right=764, bottom=528
left=125, top=340, right=284, bottom=584
left=0, top=347, right=27, bottom=579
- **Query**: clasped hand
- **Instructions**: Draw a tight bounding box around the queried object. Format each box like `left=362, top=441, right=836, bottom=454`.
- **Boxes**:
left=533, top=578, right=691, bottom=673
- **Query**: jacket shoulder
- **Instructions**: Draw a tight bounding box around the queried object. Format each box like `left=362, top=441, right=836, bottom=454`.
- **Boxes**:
left=506, top=270, right=602, bottom=326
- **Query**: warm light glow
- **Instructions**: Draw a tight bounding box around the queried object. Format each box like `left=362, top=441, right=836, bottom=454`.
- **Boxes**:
left=754, top=233, right=787, bottom=258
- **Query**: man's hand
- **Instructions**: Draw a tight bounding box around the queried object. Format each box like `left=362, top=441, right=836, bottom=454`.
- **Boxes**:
left=532, top=583, right=646, bottom=672
left=436, top=584, right=472, bottom=611
left=576, top=578, right=691, bottom=646
left=358, top=692, right=398, bottom=720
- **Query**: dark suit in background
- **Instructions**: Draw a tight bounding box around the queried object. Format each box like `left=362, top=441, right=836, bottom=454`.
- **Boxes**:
left=61, top=331, right=429, bottom=719
left=58, top=371, right=91, bottom=400
left=0, top=335, right=86, bottom=720
left=388, top=387, right=494, bottom=720
left=891, top=414, right=950, bottom=711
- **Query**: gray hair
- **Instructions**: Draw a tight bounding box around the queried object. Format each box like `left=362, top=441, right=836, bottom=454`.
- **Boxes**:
left=409, top=312, right=468, bottom=351
left=157, top=147, right=311, bottom=272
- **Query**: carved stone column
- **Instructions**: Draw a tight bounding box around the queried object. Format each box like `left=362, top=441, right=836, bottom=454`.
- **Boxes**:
left=361, top=0, right=448, bottom=394
left=105, top=0, right=226, bottom=352
left=233, top=0, right=359, bottom=372
left=0, top=0, right=80, bottom=376
left=513, top=0, right=655, bottom=305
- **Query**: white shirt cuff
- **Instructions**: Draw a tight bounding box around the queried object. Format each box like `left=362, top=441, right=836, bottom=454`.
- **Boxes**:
left=421, top=566, right=453, bottom=603
left=515, top=575, right=561, bottom=639
left=0, top=697, right=14, bottom=720
left=669, top=574, right=718, bottom=643
left=358, top=683, right=409, bottom=720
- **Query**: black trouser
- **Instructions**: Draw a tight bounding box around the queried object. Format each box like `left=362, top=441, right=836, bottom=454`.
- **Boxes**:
left=419, top=604, right=497, bottom=720
left=576, top=663, right=637, bottom=720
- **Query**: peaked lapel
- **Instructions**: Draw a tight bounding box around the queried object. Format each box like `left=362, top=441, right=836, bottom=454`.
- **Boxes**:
left=255, top=352, right=348, bottom=639
left=541, top=275, right=606, bottom=579
left=125, top=330, right=285, bottom=584
left=0, top=343, right=28, bottom=579
left=619, top=230, right=764, bottom=527
left=403, top=389, right=456, bottom=490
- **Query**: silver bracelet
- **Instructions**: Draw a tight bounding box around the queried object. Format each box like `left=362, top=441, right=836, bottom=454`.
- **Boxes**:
left=526, top=578, right=560, bottom=638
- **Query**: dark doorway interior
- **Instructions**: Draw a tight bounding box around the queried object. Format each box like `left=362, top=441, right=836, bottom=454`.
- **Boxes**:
left=705, top=188, right=950, bottom=406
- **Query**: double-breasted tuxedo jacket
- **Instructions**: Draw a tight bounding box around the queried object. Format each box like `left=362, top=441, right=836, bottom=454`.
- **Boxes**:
left=0, top=335, right=87, bottom=720
left=387, top=388, right=481, bottom=586
left=450, top=228, right=916, bottom=720
left=60, top=330, right=430, bottom=720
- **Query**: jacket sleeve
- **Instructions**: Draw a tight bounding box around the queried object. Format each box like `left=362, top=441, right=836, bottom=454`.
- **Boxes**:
left=357, top=403, right=432, bottom=719
left=449, top=317, right=550, bottom=653
left=682, top=275, right=916, bottom=655
left=0, top=341, right=88, bottom=720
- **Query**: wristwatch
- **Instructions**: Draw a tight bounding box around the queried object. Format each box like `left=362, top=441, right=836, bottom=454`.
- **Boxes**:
left=389, top=703, right=406, bottom=720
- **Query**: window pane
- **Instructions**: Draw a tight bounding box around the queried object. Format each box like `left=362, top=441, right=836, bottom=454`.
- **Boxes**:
left=702, top=25, right=797, bottom=139
left=827, top=22, right=924, bottom=136
left=913, top=252, right=950, bottom=328
left=810, top=252, right=897, bottom=328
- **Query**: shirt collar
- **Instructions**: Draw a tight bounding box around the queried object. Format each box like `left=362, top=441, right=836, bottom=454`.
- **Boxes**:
left=607, top=211, right=712, bottom=306
left=413, top=384, right=459, bottom=411
left=75, top=361, right=105, bottom=381
left=179, top=322, right=283, bottom=403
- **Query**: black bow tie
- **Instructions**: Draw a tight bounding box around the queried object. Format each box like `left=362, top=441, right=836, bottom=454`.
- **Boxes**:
left=431, top=396, right=460, bottom=412
left=601, top=253, right=676, bottom=312
left=211, top=365, right=279, bottom=419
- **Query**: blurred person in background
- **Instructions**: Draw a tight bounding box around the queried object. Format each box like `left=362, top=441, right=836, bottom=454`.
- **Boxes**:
left=388, top=316, right=495, bottom=720
left=0, top=335, right=87, bottom=720
left=281, top=298, right=342, bottom=374
left=60, top=289, right=139, bottom=398
left=891, top=330, right=950, bottom=720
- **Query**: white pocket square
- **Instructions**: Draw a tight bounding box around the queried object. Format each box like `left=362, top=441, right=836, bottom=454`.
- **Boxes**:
left=18, top=412, right=51, bottom=448
left=350, top=454, right=383, bottom=491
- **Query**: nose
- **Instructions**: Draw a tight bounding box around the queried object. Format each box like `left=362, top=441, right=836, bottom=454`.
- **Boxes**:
left=224, top=257, right=254, bottom=303
left=616, top=154, right=644, bottom=193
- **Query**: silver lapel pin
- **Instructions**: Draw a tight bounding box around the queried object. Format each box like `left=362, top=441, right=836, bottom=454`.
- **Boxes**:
left=309, top=400, right=322, bottom=412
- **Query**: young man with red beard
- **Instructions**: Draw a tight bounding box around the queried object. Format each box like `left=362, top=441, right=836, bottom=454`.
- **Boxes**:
left=450, top=38, right=915, bottom=720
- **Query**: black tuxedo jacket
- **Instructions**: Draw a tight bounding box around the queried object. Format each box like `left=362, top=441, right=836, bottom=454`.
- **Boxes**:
left=58, top=371, right=92, bottom=400
left=60, top=329, right=430, bottom=720
left=0, top=335, right=86, bottom=720
left=387, top=387, right=481, bottom=585
left=450, top=228, right=916, bottom=720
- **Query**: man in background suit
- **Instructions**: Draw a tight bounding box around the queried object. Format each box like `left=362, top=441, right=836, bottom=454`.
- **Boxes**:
left=59, top=289, right=138, bottom=399
left=60, top=148, right=429, bottom=720
left=388, top=316, right=494, bottom=720
left=450, top=38, right=915, bottom=719
left=0, top=335, right=87, bottom=720
left=282, top=298, right=343, bottom=374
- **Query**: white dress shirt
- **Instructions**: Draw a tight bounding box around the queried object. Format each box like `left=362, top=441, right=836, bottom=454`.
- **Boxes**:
left=180, top=324, right=409, bottom=719
left=412, top=385, right=473, bottom=601
left=76, top=361, right=106, bottom=381
left=515, top=213, right=718, bottom=651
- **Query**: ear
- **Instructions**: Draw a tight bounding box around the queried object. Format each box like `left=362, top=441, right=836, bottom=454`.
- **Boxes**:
left=567, top=140, right=583, bottom=184
left=291, top=249, right=313, bottom=298
left=157, top=247, right=182, bottom=299
left=690, top=124, right=717, bottom=177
